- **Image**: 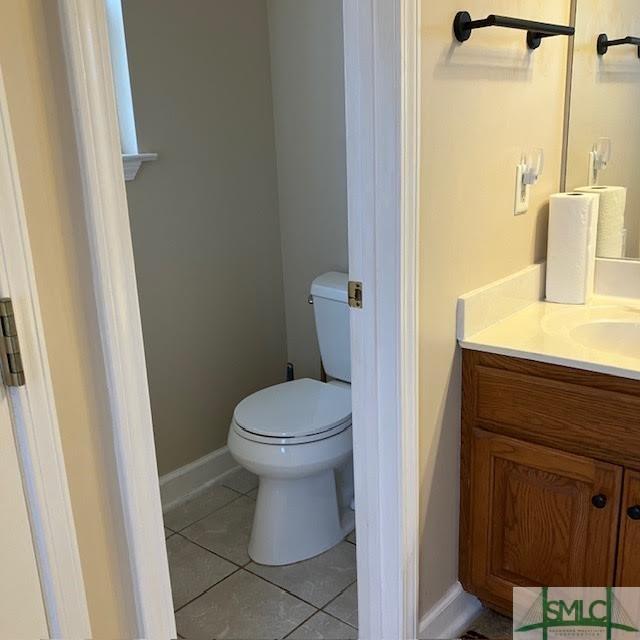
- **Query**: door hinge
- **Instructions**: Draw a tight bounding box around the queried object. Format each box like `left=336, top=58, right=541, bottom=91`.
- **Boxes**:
left=0, top=298, right=25, bottom=387
left=348, top=281, right=363, bottom=309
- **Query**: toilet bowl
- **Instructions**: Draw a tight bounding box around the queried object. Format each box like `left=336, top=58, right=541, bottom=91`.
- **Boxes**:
left=227, top=271, right=354, bottom=566
left=228, top=378, right=354, bottom=566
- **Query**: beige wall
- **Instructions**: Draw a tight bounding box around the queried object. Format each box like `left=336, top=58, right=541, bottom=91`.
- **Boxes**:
left=0, top=0, right=579, bottom=631
left=565, top=0, right=640, bottom=257
left=418, top=0, right=570, bottom=614
left=267, top=0, right=349, bottom=381
left=0, top=1, right=136, bottom=636
left=123, top=0, right=288, bottom=475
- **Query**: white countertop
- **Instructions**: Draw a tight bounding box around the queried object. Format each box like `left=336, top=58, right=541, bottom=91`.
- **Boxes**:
left=460, top=296, right=640, bottom=381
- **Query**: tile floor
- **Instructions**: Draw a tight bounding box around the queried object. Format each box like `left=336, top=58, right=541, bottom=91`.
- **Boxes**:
left=164, top=467, right=358, bottom=640
left=463, top=609, right=513, bottom=640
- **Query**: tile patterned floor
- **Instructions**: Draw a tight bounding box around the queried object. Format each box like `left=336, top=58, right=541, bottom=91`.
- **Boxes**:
left=463, top=609, right=513, bottom=640
left=164, top=467, right=358, bottom=640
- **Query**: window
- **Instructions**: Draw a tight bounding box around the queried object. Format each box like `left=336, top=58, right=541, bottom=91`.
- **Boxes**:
left=104, top=0, right=156, bottom=180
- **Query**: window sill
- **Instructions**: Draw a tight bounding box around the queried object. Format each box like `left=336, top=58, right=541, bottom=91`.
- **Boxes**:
left=123, top=153, right=157, bottom=181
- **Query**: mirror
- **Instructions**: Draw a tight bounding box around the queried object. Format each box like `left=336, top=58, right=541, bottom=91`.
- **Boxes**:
left=565, top=2, right=640, bottom=260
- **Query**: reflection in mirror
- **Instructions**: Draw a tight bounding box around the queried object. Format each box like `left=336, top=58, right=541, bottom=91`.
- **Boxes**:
left=565, top=1, right=640, bottom=260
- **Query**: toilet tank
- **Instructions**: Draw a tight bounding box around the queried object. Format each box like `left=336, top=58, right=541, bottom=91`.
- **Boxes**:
left=310, top=272, right=351, bottom=383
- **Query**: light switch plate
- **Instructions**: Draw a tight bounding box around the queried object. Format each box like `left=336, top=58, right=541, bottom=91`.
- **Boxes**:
left=514, top=163, right=529, bottom=215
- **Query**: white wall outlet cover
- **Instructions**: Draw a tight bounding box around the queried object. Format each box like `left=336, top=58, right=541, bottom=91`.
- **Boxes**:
left=514, top=163, right=529, bottom=215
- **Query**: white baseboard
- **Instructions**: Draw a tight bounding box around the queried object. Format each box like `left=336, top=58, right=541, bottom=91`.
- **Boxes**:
left=159, top=446, right=239, bottom=512
left=418, top=582, right=483, bottom=640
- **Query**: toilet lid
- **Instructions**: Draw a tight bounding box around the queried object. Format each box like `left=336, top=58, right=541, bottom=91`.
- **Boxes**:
left=233, top=378, right=351, bottom=439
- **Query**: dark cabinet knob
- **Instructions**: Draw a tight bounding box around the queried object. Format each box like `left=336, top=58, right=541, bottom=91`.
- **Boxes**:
left=592, top=494, right=608, bottom=509
left=628, top=505, right=640, bottom=520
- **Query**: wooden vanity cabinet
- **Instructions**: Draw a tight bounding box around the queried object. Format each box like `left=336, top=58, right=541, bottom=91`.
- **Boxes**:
left=617, top=471, right=640, bottom=586
left=460, top=350, right=640, bottom=615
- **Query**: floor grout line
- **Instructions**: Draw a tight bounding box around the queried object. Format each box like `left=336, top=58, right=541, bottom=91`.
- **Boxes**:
left=170, top=532, right=357, bottom=615
left=175, top=565, right=323, bottom=640
left=173, top=531, right=246, bottom=570
left=168, top=489, right=246, bottom=534
left=220, top=482, right=258, bottom=497
left=322, top=608, right=359, bottom=631
left=173, top=566, right=244, bottom=614
left=282, top=607, right=359, bottom=638
left=164, top=474, right=257, bottom=534
left=241, top=565, right=328, bottom=611
left=166, top=477, right=358, bottom=638
left=171, top=531, right=358, bottom=612
left=319, top=577, right=359, bottom=628
left=171, top=550, right=332, bottom=619
left=281, top=608, right=321, bottom=639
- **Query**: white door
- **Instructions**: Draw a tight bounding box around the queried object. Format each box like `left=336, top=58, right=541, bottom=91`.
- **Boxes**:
left=0, top=385, right=47, bottom=638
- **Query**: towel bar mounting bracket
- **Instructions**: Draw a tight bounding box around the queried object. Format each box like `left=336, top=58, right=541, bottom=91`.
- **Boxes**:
left=454, top=11, right=575, bottom=50
left=597, top=33, right=640, bottom=58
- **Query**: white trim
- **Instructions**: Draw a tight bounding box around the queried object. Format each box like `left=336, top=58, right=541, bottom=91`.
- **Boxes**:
left=0, top=67, right=91, bottom=637
left=160, top=447, right=239, bottom=512
left=57, top=1, right=175, bottom=638
left=104, top=0, right=138, bottom=155
left=103, top=0, right=158, bottom=182
left=343, top=0, right=420, bottom=637
left=418, top=582, right=483, bottom=640
left=400, top=0, right=421, bottom=634
left=123, top=152, right=157, bottom=181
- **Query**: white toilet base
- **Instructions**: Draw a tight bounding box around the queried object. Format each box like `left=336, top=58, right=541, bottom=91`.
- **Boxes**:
left=228, top=418, right=353, bottom=566
left=249, top=469, right=353, bottom=566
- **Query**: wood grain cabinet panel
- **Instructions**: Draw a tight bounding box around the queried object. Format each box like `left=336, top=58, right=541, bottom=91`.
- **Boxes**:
left=460, top=349, right=640, bottom=613
left=617, top=471, right=640, bottom=587
left=466, top=430, right=621, bottom=612
left=473, top=362, right=640, bottom=469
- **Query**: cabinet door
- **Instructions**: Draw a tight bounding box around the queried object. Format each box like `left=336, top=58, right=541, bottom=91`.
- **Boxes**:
left=468, top=429, right=622, bottom=610
left=617, top=470, right=640, bottom=586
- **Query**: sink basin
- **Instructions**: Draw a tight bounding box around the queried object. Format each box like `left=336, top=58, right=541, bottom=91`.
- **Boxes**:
left=570, top=321, right=640, bottom=359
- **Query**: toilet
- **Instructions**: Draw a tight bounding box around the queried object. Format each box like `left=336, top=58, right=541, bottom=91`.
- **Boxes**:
left=227, top=272, right=354, bottom=566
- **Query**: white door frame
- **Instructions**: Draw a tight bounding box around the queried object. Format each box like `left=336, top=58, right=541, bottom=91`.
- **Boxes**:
left=57, top=1, right=175, bottom=637
left=57, top=0, right=420, bottom=637
left=343, top=1, right=420, bottom=638
left=0, top=67, right=91, bottom=638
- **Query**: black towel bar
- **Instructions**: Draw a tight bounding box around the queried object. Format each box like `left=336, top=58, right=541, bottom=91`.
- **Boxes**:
left=597, top=33, right=640, bottom=58
left=453, top=12, right=575, bottom=50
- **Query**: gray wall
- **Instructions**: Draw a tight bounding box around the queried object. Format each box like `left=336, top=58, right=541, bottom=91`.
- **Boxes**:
left=267, top=0, right=349, bottom=380
left=123, top=0, right=287, bottom=475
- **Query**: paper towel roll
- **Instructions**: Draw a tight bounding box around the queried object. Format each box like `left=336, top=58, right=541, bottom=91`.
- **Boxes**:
left=575, top=185, right=627, bottom=258
left=546, top=192, right=599, bottom=305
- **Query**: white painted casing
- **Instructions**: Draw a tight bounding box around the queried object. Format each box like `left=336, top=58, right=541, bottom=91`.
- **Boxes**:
left=311, top=272, right=351, bottom=382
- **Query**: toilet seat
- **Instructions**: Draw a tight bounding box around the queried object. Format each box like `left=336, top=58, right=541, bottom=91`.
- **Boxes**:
left=232, top=418, right=351, bottom=445
left=232, top=378, right=351, bottom=445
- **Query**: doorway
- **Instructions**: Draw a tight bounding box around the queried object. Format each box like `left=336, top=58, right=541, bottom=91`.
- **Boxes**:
left=58, top=0, right=419, bottom=637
